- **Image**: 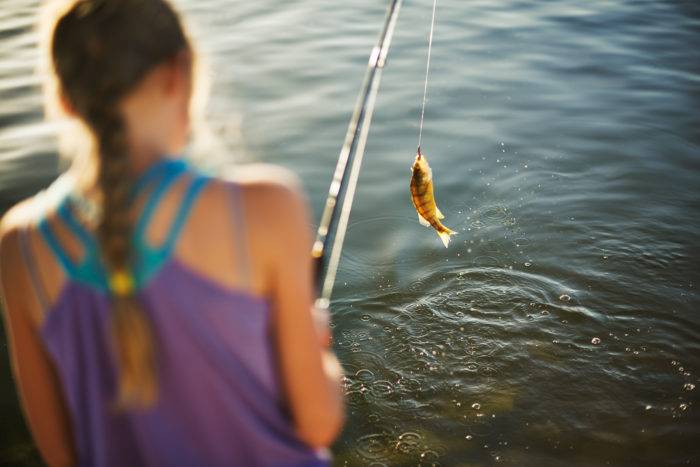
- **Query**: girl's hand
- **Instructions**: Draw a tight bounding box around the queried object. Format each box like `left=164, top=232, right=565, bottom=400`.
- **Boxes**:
left=312, top=306, right=332, bottom=348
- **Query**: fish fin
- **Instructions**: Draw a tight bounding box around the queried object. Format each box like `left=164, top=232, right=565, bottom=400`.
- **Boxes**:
left=435, top=207, right=445, bottom=219
left=418, top=213, right=431, bottom=227
left=437, top=227, right=458, bottom=248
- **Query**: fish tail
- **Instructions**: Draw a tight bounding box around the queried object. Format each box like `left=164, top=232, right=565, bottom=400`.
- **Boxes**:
left=437, top=226, right=457, bottom=248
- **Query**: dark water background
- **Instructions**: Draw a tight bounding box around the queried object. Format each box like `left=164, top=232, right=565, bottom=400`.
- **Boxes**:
left=1, top=0, right=699, bottom=465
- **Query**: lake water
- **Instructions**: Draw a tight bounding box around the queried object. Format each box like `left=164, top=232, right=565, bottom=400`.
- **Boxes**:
left=1, top=0, right=699, bottom=465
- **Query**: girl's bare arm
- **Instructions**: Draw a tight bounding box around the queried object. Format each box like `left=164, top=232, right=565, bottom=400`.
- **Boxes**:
left=0, top=207, right=76, bottom=467
left=245, top=177, right=345, bottom=449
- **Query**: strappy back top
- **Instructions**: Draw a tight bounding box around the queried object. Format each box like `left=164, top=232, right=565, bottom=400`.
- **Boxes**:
left=21, top=159, right=329, bottom=467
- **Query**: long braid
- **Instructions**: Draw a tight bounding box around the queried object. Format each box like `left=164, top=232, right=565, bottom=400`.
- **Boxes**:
left=49, top=0, right=190, bottom=409
left=89, top=104, right=158, bottom=408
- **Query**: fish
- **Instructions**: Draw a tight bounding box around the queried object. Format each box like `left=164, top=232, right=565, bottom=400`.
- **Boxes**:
left=410, top=148, right=457, bottom=247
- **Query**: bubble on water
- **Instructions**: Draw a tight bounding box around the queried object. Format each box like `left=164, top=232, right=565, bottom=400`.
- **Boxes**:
left=591, top=337, right=601, bottom=345
left=524, top=262, right=532, bottom=267
left=471, top=402, right=481, bottom=410
left=645, top=405, right=652, bottom=410
left=679, top=403, right=689, bottom=411
left=465, top=362, right=479, bottom=372
left=683, top=383, right=695, bottom=391
left=465, top=434, right=473, bottom=440
left=361, top=314, right=371, bottom=321
left=420, top=450, right=440, bottom=461
left=356, top=433, right=392, bottom=460
left=395, top=432, right=422, bottom=454
left=559, top=294, right=571, bottom=302
left=473, top=255, right=500, bottom=267
left=671, top=360, right=679, bottom=366
left=356, top=369, right=375, bottom=382
left=371, top=380, right=395, bottom=397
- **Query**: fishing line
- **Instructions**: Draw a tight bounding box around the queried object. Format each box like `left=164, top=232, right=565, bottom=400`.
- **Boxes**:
left=417, top=0, right=438, bottom=152
left=312, top=0, right=403, bottom=308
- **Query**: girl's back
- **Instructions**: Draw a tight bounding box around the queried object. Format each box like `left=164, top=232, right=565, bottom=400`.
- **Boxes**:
left=8, top=160, right=326, bottom=466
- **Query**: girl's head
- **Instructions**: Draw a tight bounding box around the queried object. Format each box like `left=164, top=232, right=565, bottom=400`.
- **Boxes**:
left=46, top=0, right=195, bottom=408
left=50, top=0, right=194, bottom=157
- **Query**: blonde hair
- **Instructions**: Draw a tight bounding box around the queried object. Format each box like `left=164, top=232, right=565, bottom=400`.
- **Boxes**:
left=43, top=0, right=197, bottom=409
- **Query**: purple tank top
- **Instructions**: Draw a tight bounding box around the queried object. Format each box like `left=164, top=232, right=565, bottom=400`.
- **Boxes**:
left=23, top=161, right=330, bottom=467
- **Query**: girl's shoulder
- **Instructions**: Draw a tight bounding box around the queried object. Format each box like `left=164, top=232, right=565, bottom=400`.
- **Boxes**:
left=199, top=163, right=310, bottom=232
left=0, top=173, right=73, bottom=250
left=0, top=194, right=46, bottom=263
left=0, top=194, right=58, bottom=326
left=0, top=198, right=30, bottom=262
left=172, top=163, right=312, bottom=298
left=218, top=163, right=307, bottom=206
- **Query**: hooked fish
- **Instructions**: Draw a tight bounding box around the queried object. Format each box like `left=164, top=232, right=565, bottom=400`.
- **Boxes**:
left=410, top=149, right=457, bottom=247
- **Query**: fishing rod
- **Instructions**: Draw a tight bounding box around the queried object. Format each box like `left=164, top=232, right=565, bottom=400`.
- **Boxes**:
left=312, top=0, right=403, bottom=309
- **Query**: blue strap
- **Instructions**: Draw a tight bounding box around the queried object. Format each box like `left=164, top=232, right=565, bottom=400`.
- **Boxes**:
left=134, top=175, right=210, bottom=285
left=58, top=200, right=97, bottom=254
left=131, top=158, right=188, bottom=198
left=133, top=161, right=188, bottom=241
left=34, top=159, right=203, bottom=292
left=163, top=175, right=210, bottom=253
left=37, top=217, right=76, bottom=276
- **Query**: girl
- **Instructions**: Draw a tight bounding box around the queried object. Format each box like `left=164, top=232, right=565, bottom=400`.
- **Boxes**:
left=0, top=1, right=344, bottom=466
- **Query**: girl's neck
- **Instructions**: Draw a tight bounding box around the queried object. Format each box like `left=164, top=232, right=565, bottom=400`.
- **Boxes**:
left=70, top=145, right=170, bottom=197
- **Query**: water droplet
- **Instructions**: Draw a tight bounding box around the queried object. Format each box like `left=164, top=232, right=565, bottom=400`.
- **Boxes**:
left=591, top=337, right=601, bottom=345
